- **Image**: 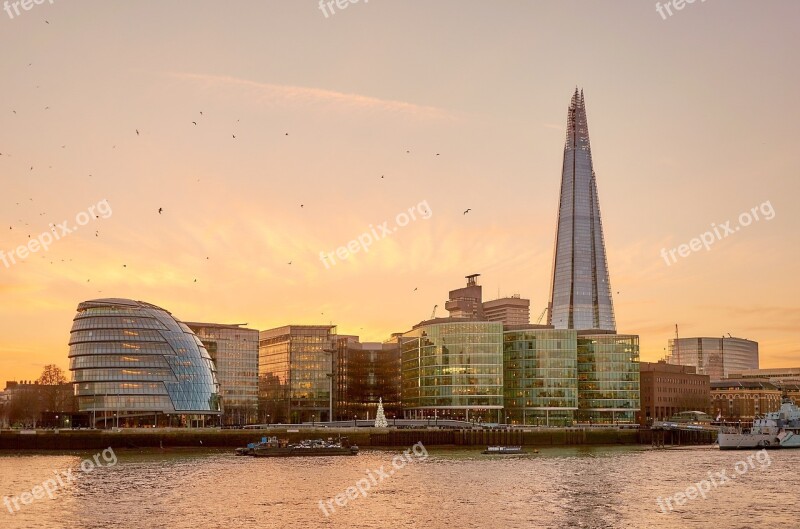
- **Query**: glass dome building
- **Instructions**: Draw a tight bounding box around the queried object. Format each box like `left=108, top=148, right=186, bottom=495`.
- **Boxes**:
left=68, top=298, right=222, bottom=427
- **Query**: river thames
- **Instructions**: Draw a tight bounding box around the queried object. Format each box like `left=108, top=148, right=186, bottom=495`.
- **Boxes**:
left=1, top=445, right=798, bottom=528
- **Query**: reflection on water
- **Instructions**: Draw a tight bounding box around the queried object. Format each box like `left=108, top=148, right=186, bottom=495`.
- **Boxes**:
left=1, top=445, right=798, bottom=528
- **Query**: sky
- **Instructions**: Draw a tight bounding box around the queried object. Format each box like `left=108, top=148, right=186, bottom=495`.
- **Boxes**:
left=1, top=1, right=799, bottom=381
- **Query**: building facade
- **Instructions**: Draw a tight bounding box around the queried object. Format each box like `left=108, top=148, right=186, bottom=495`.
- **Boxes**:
left=667, top=337, right=758, bottom=381
left=727, top=367, right=800, bottom=385
left=503, top=327, right=577, bottom=426
left=483, top=296, right=531, bottom=326
left=711, top=380, right=782, bottom=421
left=638, top=361, right=710, bottom=426
left=445, top=274, right=485, bottom=319
left=258, top=325, right=337, bottom=424
left=576, top=333, right=640, bottom=424
left=186, top=322, right=259, bottom=426
left=401, top=319, right=504, bottom=422
left=548, top=89, right=616, bottom=332
left=334, top=339, right=401, bottom=422
left=68, top=298, right=222, bottom=427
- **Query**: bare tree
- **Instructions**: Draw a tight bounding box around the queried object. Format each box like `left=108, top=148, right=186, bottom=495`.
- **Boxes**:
left=37, top=365, right=74, bottom=414
left=37, top=364, right=67, bottom=386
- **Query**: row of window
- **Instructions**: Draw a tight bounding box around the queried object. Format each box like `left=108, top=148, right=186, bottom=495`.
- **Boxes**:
left=71, top=316, right=167, bottom=331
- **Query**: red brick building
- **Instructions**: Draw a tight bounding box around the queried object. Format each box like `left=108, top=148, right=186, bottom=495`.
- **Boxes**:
left=639, top=361, right=710, bottom=426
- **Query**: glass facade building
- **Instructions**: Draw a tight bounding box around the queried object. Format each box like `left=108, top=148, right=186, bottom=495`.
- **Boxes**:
left=185, top=322, right=259, bottom=425
left=334, top=338, right=401, bottom=421
left=68, top=298, right=221, bottom=427
left=401, top=320, right=503, bottom=422
left=548, top=89, right=616, bottom=331
left=258, top=325, right=336, bottom=424
left=503, top=327, right=578, bottom=426
left=667, top=337, right=758, bottom=381
left=577, top=333, right=640, bottom=424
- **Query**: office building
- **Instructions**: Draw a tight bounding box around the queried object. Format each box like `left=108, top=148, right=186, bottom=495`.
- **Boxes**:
left=727, top=367, right=800, bottom=384
left=445, top=274, right=485, bottom=319
left=638, top=361, right=710, bottom=426
left=334, top=338, right=401, bottom=421
left=484, top=295, right=531, bottom=326
left=401, top=319, right=504, bottom=422
left=667, top=337, right=758, bottom=381
left=186, top=322, right=259, bottom=425
left=577, top=333, right=640, bottom=424
left=503, top=326, right=578, bottom=426
left=548, top=89, right=616, bottom=332
left=68, top=298, right=222, bottom=427
left=258, top=325, right=337, bottom=424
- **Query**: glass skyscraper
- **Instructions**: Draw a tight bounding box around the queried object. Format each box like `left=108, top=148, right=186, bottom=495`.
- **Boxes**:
left=549, top=89, right=616, bottom=332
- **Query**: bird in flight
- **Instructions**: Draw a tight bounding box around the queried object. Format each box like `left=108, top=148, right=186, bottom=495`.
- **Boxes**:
left=300, top=204, right=304, bottom=208
left=193, top=279, right=197, bottom=283
left=232, top=134, right=236, bottom=139
left=136, top=129, right=139, bottom=136
left=288, top=261, right=292, bottom=265
left=381, top=175, right=384, bottom=179
left=463, top=209, right=471, bottom=215
left=192, top=121, right=197, bottom=125
left=413, top=287, right=418, bottom=291
left=158, top=207, right=163, bottom=214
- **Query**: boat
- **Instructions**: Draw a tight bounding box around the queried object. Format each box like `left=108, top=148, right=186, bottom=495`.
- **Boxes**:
left=236, top=436, right=359, bottom=457
left=718, top=396, right=800, bottom=450
left=481, top=446, right=534, bottom=455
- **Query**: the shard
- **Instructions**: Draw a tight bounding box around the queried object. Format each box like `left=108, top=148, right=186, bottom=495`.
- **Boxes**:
left=548, top=89, right=616, bottom=331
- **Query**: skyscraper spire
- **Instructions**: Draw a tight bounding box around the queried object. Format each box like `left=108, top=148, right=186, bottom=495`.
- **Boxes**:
left=548, top=89, right=616, bottom=331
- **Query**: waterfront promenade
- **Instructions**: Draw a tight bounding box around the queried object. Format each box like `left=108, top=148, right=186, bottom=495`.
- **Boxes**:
left=0, top=426, right=714, bottom=450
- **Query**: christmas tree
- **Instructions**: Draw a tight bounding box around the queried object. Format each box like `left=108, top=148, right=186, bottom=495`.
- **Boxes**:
left=374, top=397, right=388, bottom=428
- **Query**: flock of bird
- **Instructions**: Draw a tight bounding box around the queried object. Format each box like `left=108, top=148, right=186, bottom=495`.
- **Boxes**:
left=7, top=58, right=466, bottom=301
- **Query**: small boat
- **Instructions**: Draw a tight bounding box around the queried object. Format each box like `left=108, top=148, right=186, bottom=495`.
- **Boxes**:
left=482, top=446, right=534, bottom=455
left=236, top=436, right=359, bottom=457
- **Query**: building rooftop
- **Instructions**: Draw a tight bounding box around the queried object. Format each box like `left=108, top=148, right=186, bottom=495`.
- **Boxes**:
left=711, top=380, right=779, bottom=390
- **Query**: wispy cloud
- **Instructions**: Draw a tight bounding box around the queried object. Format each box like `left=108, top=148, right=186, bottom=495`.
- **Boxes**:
left=168, top=72, right=454, bottom=120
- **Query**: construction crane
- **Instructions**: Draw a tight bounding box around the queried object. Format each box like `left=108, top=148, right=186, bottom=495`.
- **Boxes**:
left=536, top=307, right=548, bottom=324
left=431, top=305, right=438, bottom=319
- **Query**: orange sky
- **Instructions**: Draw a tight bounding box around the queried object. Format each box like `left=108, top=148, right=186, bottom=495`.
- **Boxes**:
left=2, top=1, right=799, bottom=381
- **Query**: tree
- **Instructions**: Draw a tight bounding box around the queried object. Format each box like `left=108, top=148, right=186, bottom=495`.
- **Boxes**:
left=36, top=365, right=73, bottom=413
left=37, top=364, right=67, bottom=386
